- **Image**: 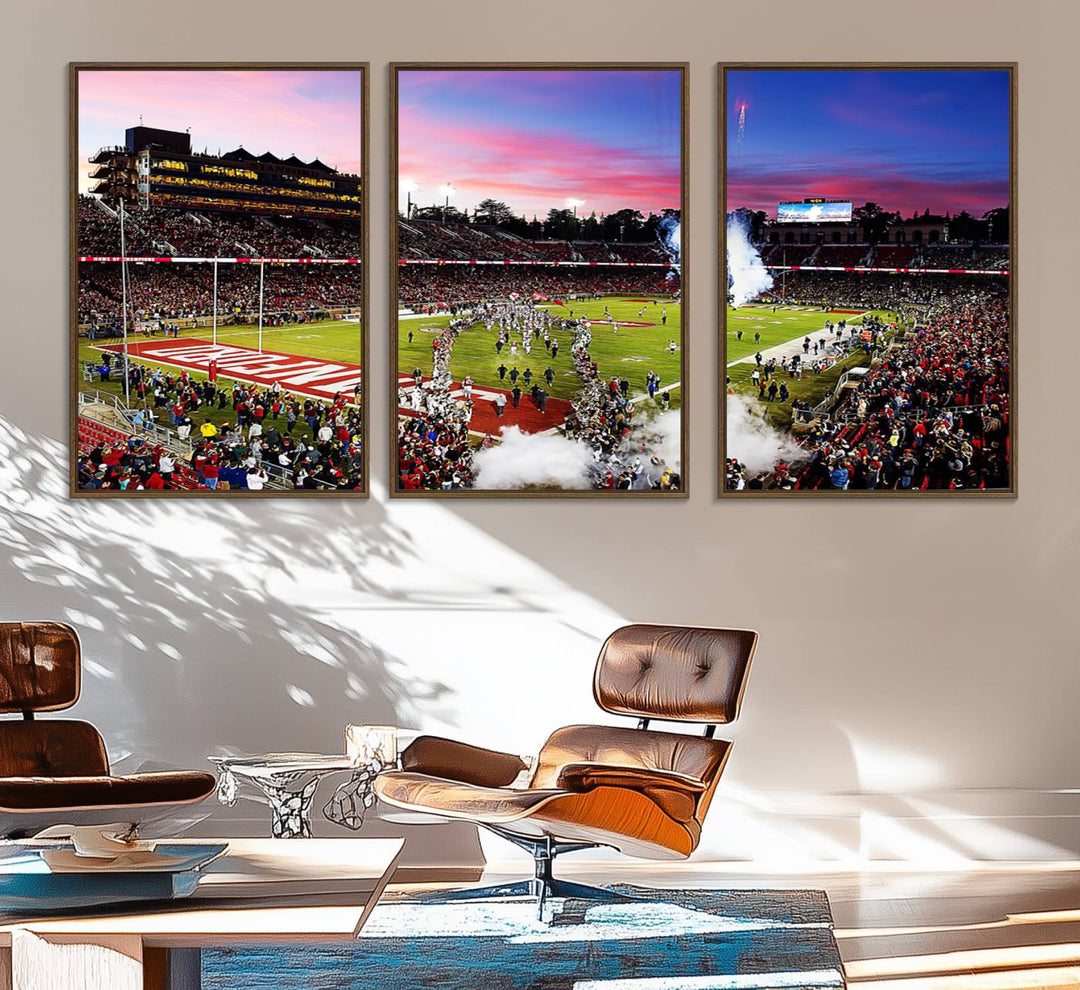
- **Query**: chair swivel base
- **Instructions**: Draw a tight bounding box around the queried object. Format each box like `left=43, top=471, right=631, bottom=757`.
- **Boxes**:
left=408, top=830, right=642, bottom=921
left=409, top=875, right=639, bottom=921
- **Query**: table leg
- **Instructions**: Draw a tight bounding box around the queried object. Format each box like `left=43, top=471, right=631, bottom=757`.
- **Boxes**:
left=323, top=761, right=383, bottom=830
left=259, top=777, right=321, bottom=839
left=144, top=947, right=201, bottom=990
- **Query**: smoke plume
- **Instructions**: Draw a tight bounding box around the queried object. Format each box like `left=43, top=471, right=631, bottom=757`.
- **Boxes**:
left=472, top=427, right=594, bottom=490
left=727, top=214, right=773, bottom=307
left=726, top=394, right=804, bottom=475
left=656, top=213, right=681, bottom=284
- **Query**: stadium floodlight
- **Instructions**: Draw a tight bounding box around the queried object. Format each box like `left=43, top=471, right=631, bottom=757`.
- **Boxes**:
left=565, top=197, right=585, bottom=216
left=401, top=178, right=420, bottom=218
left=438, top=183, right=455, bottom=221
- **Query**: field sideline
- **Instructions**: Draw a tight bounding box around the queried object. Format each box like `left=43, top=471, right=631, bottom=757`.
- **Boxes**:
left=397, top=296, right=682, bottom=406
left=726, top=304, right=895, bottom=430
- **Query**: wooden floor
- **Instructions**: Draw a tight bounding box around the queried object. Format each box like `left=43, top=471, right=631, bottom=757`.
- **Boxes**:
left=438, top=860, right=1080, bottom=989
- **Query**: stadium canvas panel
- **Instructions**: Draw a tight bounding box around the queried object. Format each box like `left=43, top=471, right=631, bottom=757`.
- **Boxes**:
left=722, top=65, right=1015, bottom=497
left=392, top=64, right=687, bottom=496
left=71, top=63, right=368, bottom=496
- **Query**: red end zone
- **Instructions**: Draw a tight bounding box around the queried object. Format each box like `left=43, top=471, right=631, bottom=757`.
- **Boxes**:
left=98, top=338, right=363, bottom=401
left=398, top=375, right=571, bottom=436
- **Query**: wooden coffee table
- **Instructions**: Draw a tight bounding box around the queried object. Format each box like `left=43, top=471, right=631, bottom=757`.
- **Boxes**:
left=0, top=836, right=403, bottom=990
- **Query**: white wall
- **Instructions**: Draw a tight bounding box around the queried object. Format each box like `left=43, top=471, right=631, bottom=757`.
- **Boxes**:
left=1, top=0, right=1078, bottom=868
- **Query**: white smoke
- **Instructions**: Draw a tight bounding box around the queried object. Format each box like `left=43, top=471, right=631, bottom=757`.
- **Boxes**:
left=472, top=427, right=594, bottom=490
left=726, top=393, right=804, bottom=475
left=727, top=215, right=773, bottom=307
left=627, top=409, right=681, bottom=487
left=657, top=214, right=681, bottom=286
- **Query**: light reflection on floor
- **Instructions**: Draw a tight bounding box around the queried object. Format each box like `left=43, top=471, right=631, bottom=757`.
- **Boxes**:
left=419, top=859, right=1080, bottom=989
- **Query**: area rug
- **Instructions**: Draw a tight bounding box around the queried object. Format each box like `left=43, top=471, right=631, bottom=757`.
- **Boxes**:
left=203, top=886, right=845, bottom=989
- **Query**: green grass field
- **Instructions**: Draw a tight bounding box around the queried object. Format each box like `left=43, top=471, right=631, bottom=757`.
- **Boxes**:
left=726, top=304, right=895, bottom=430
left=398, top=296, right=682, bottom=405
left=77, top=318, right=363, bottom=444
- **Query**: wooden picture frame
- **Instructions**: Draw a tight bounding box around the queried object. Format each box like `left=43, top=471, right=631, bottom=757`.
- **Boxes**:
left=390, top=62, right=689, bottom=498
left=70, top=62, right=370, bottom=497
left=719, top=63, right=1017, bottom=498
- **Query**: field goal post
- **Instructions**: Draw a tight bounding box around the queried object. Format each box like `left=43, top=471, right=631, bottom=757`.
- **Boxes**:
left=90, top=254, right=363, bottom=355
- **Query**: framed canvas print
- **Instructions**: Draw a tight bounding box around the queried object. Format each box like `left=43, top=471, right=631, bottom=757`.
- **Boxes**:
left=71, top=63, right=368, bottom=496
left=720, top=64, right=1015, bottom=497
left=391, top=63, right=687, bottom=497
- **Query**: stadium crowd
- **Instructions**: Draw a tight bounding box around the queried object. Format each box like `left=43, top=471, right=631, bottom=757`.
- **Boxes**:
left=399, top=264, right=678, bottom=312
left=759, top=241, right=1009, bottom=272
left=78, top=263, right=361, bottom=328
left=398, top=219, right=670, bottom=264
left=726, top=285, right=1010, bottom=492
left=561, top=320, right=681, bottom=490
left=78, top=360, right=363, bottom=492
left=78, top=196, right=360, bottom=259
left=396, top=324, right=477, bottom=491
left=761, top=271, right=1006, bottom=313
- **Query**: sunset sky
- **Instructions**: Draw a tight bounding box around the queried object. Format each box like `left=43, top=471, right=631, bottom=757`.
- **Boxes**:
left=77, top=69, right=363, bottom=194
left=397, top=69, right=682, bottom=218
left=727, top=69, right=1010, bottom=218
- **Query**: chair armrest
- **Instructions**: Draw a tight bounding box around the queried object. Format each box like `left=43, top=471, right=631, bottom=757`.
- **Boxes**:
left=400, top=735, right=529, bottom=789
left=556, top=763, right=707, bottom=823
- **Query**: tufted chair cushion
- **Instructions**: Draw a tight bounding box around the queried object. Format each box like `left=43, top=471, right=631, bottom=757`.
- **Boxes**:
left=374, top=624, right=756, bottom=861
left=0, top=622, right=218, bottom=828
left=594, top=624, right=757, bottom=723
left=0, top=622, right=81, bottom=714
left=0, top=720, right=109, bottom=777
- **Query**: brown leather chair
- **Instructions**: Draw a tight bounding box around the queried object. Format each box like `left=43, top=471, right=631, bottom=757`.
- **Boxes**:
left=375, top=623, right=757, bottom=912
left=0, top=622, right=217, bottom=837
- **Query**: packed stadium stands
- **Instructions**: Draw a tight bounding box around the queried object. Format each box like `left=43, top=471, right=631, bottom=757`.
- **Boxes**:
left=77, top=364, right=363, bottom=492
left=78, top=263, right=361, bottom=325
left=397, top=219, right=670, bottom=264
left=757, top=239, right=1009, bottom=273
left=761, top=271, right=1006, bottom=311
left=727, top=283, right=1009, bottom=492
left=399, top=264, right=678, bottom=311
left=77, top=196, right=360, bottom=259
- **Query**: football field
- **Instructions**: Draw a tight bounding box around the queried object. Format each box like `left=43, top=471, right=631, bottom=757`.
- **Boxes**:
left=78, top=318, right=363, bottom=444
left=726, top=303, right=885, bottom=363
left=726, top=304, right=895, bottom=430
left=398, top=296, right=682, bottom=406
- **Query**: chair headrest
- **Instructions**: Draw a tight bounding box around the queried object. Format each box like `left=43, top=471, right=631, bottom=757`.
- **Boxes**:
left=0, top=622, right=81, bottom=713
left=594, top=624, right=757, bottom=724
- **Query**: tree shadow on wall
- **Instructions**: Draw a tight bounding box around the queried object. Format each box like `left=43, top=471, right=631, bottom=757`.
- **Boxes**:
left=0, top=417, right=445, bottom=770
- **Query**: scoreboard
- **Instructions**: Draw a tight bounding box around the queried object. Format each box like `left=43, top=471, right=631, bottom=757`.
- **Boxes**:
left=777, top=200, right=853, bottom=223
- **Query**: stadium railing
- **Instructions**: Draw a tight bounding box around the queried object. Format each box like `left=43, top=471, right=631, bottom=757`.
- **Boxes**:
left=78, top=390, right=296, bottom=492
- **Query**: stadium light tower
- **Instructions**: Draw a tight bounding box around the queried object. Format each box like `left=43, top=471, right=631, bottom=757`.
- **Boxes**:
left=402, top=178, right=420, bottom=219
left=438, top=183, right=455, bottom=221
left=118, top=200, right=131, bottom=404
left=565, top=197, right=585, bottom=218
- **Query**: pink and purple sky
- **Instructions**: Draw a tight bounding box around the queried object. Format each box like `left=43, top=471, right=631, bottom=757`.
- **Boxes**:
left=77, top=69, right=362, bottom=194
left=397, top=69, right=681, bottom=218
left=727, top=69, right=1010, bottom=218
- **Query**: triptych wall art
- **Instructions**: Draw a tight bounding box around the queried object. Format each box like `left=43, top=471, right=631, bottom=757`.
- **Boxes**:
left=70, top=62, right=1015, bottom=499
